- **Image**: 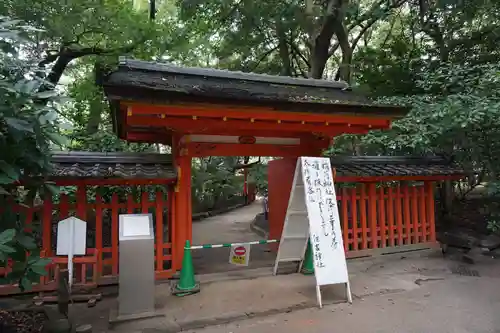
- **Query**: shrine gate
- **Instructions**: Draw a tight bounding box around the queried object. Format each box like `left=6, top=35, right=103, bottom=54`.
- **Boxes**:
left=101, top=58, right=409, bottom=272
left=2, top=57, right=463, bottom=294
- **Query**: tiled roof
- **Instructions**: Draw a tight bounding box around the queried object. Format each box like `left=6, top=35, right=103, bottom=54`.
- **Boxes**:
left=102, top=58, right=408, bottom=116
left=330, top=156, right=464, bottom=178
left=50, top=151, right=176, bottom=180
left=119, top=58, right=350, bottom=89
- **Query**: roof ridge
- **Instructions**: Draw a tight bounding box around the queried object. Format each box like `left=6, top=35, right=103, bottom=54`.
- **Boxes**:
left=119, top=57, right=350, bottom=90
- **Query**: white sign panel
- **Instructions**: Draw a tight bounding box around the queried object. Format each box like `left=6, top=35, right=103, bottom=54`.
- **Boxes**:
left=119, top=214, right=153, bottom=240
left=228, top=244, right=251, bottom=266
left=122, top=215, right=151, bottom=237
left=56, top=216, right=87, bottom=288
left=56, top=217, right=87, bottom=256
left=301, top=157, right=349, bottom=286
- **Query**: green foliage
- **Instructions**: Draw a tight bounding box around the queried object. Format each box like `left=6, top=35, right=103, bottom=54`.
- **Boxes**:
left=248, top=163, right=268, bottom=195
left=2, top=0, right=166, bottom=59
left=487, top=219, right=500, bottom=233
left=354, top=62, right=500, bottom=170
left=2, top=0, right=179, bottom=152
left=191, top=157, right=243, bottom=212
left=1, top=19, right=64, bottom=190
left=0, top=226, right=51, bottom=291
left=0, top=17, right=63, bottom=290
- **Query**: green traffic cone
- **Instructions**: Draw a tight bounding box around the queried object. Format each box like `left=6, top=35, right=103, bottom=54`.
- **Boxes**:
left=173, top=240, right=200, bottom=296
left=301, top=241, right=314, bottom=275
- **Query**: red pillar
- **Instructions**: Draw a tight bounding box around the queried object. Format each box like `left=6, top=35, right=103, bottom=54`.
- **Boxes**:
left=267, top=143, right=326, bottom=251
left=267, top=157, right=297, bottom=250
left=172, top=136, right=192, bottom=271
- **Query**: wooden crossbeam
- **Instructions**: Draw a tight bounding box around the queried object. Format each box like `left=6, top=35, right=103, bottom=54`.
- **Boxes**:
left=182, top=142, right=316, bottom=157
left=126, top=115, right=371, bottom=136
left=124, top=102, right=393, bottom=128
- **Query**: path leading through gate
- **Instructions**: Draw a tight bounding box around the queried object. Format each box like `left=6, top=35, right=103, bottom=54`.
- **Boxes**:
left=192, top=200, right=276, bottom=274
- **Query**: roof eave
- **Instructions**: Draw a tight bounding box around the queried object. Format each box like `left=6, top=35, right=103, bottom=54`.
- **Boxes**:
left=103, top=84, right=409, bottom=119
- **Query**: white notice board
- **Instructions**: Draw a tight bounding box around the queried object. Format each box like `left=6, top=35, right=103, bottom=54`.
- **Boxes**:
left=301, top=157, right=349, bottom=286
left=273, top=157, right=352, bottom=307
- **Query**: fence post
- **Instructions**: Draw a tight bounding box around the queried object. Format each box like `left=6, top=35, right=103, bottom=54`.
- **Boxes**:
left=360, top=184, right=368, bottom=250
left=111, top=194, right=119, bottom=275
left=425, top=182, right=436, bottom=241
left=411, top=186, right=420, bottom=244
left=350, top=187, right=358, bottom=250
left=76, top=184, right=87, bottom=221
left=419, top=186, right=427, bottom=242
left=95, top=194, right=103, bottom=278
left=141, top=191, right=149, bottom=214
left=403, top=183, right=411, bottom=244
left=387, top=187, right=395, bottom=247
left=155, top=191, right=164, bottom=272
left=379, top=186, right=386, bottom=248
left=42, top=195, right=53, bottom=255
left=368, top=183, right=378, bottom=249
left=395, top=185, right=403, bottom=246
left=340, top=188, right=348, bottom=250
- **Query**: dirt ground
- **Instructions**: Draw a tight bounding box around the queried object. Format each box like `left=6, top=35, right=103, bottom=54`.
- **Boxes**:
left=66, top=249, right=500, bottom=333
left=189, top=272, right=500, bottom=333
left=191, top=201, right=276, bottom=274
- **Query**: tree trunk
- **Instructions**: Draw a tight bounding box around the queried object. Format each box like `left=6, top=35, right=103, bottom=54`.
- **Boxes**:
left=276, top=24, right=292, bottom=76
left=308, top=15, right=337, bottom=79
left=308, top=0, right=349, bottom=79
left=336, top=36, right=353, bottom=83
left=86, top=102, right=102, bottom=135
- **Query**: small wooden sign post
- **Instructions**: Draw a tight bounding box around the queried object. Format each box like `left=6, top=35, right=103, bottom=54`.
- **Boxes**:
left=56, top=217, right=87, bottom=289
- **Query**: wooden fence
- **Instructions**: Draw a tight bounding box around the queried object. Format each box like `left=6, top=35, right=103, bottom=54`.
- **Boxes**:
left=336, top=181, right=436, bottom=256
left=0, top=185, right=173, bottom=296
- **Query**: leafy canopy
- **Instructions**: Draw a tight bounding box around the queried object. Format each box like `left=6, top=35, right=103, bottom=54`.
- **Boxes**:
left=0, top=16, right=67, bottom=290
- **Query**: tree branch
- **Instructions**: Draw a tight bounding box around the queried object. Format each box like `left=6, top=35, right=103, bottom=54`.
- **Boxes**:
left=247, top=46, right=279, bottom=72
left=448, top=25, right=500, bottom=50
left=288, top=41, right=310, bottom=68
left=39, top=39, right=146, bottom=88
left=317, top=0, right=408, bottom=78
left=381, top=14, right=398, bottom=49
left=291, top=51, right=309, bottom=78
left=276, top=22, right=292, bottom=76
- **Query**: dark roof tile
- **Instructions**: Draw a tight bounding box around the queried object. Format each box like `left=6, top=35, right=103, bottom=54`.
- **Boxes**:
left=49, top=151, right=176, bottom=180
left=330, top=156, right=464, bottom=178
left=102, top=58, right=408, bottom=116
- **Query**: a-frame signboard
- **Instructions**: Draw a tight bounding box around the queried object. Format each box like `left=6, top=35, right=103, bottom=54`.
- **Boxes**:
left=273, top=157, right=352, bottom=308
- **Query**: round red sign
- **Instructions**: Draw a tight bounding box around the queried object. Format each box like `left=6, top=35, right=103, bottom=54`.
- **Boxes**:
left=234, top=246, right=246, bottom=256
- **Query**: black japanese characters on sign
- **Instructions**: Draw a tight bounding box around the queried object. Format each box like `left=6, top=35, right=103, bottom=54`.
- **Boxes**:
left=312, top=234, right=325, bottom=268
left=302, top=157, right=340, bottom=269
left=326, top=201, right=339, bottom=250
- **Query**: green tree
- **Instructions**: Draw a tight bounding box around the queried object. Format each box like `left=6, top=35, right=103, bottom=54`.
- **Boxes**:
left=176, top=0, right=407, bottom=81
left=0, top=17, right=66, bottom=290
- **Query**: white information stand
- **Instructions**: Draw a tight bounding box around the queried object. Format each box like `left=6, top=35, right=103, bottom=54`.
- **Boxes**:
left=118, top=214, right=155, bottom=317
left=56, top=217, right=87, bottom=288
left=273, top=157, right=352, bottom=308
